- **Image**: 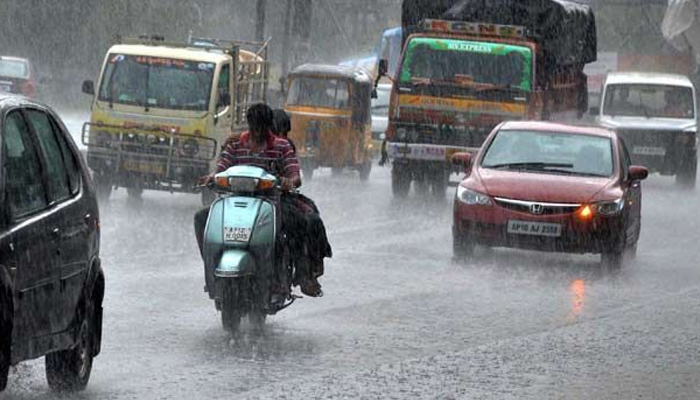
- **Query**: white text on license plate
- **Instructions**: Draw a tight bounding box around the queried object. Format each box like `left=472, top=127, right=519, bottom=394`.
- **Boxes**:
left=633, top=146, right=666, bottom=156
left=224, top=227, right=252, bottom=242
left=507, top=220, right=562, bottom=237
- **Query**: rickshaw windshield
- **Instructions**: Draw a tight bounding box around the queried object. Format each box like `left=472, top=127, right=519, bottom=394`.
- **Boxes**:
left=287, top=77, right=351, bottom=109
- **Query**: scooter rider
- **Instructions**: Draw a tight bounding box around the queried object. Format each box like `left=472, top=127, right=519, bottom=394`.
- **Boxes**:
left=194, top=103, right=326, bottom=297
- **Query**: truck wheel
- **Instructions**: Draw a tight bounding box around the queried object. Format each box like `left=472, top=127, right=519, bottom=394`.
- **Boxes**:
left=220, top=280, right=243, bottom=333
left=676, top=154, right=697, bottom=188
left=431, top=170, right=448, bottom=199
left=46, top=296, right=95, bottom=391
left=301, top=162, right=314, bottom=181
left=359, top=162, right=372, bottom=182
left=0, top=284, right=11, bottom=392
left=391, top=167, right=410, bottom=198
left=94, top=177, right=112, bottom=202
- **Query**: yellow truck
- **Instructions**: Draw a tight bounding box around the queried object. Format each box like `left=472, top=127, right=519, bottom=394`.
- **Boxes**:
left=81, top=36, right=269, bottom=203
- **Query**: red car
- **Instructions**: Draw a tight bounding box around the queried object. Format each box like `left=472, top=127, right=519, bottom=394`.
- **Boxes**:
left=0, top=56, right=36, bottom=97
left=452, top=121, right=649, bottom=267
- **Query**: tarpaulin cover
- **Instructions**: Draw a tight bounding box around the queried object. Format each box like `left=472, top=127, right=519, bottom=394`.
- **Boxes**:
left=402, top=0, right=597, bottom=66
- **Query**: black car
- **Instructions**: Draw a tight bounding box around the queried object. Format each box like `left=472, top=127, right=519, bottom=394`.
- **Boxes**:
left=0, top=94, right=104, bottom=392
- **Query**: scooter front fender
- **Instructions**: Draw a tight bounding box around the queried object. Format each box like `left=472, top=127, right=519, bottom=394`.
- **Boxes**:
left=215, top=249, right=256, bottom=278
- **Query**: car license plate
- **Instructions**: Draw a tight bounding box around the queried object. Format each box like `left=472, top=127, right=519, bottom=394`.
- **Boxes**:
left=633, top=146, right=666, bottom=156
left=507, top=220, right=562, bottom=237
left=224, top=227, right=252, bottom=243
left=122, top=160, right=165, bottom=174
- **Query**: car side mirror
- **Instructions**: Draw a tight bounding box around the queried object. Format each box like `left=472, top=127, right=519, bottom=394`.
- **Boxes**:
left=628, top=165, right=649, bottom=181
left=589, top=106, right=600, bottom=115
left=217, top=92, right=231, bottom=108
left=452, top=152, right=473, bottom=172
left=82, top=80, right=95, bottom=96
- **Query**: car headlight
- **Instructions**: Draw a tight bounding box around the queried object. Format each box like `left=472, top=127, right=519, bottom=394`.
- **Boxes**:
left=396, top=128, right=407, bottom=141
left=593, top=198, right=624, bottom=216
left=456, top=186, right=492, bottom=206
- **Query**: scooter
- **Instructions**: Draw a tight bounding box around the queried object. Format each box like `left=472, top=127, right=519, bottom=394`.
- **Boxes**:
left=202, top=165, right=296, bottom=332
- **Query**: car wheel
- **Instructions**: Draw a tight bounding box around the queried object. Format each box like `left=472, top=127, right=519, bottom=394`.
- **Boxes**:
left=359, top=162, right=372, bottom=182
left=391, top=167, right=410, bottom=198
left=453, top=232, right=475, bottom=263
left=220, top=280, right=243, bottom=333
left=45, top=297, right=95, bottom=392
left=0, top=284, right=11, bottom=392
left=676, top=154, right=697, bottom=188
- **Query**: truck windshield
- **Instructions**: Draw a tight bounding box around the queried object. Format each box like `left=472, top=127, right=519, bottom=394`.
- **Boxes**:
left=399, top=38, right=532, bottom=91
left=98, top=54, right=214, bottom=111
left=603, top=84, right=695, bottom=119
left=287, top=77, right=350, bottom=109
left=482, top=130, right=614, bottom=178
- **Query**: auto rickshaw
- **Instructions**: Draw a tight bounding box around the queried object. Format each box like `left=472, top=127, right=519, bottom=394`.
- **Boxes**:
left=285, top=64, right=374, bottom=180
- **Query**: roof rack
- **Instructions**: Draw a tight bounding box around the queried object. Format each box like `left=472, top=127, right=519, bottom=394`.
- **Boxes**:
left=113, top=35, right=270, bottom=57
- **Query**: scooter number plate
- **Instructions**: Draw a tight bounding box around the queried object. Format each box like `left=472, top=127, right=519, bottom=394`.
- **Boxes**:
left=224, top=227, right=252, bottom=243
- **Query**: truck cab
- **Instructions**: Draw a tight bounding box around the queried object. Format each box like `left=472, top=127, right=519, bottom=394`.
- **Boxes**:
left=596, top=72, right=698, bottom=187
left=81, top=37, right=268, bottom=203
left=381, top=17, right=592, bottom=198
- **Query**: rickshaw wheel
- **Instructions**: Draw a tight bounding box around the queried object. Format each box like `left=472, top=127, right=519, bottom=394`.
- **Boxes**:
left=359, top=162, right=372, bottom=182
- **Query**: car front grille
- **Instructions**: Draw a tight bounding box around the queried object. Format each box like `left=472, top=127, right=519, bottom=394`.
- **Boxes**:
left=494, top=197, right=581, bottom=216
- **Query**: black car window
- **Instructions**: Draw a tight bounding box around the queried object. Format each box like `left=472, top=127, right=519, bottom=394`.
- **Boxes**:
left=25, top=109, right=71, bottom=203
left=3, top=111, right=48, bottom=218
left=51, top=117, right=81, bottom=195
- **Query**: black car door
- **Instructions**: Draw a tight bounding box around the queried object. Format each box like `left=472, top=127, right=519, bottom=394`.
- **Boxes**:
left=1, top=109, right=62, bottom=339
left=620, top=139, right=642, bottom=242
left=24, top=108, right=89, bottom=333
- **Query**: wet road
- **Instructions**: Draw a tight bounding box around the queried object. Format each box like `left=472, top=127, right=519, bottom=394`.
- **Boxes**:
left=4, top=126, right=700, bottom=398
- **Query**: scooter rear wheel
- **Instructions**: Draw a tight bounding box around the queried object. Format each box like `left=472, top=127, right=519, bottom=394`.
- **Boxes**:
left=221, top=281, right=243, bottom=333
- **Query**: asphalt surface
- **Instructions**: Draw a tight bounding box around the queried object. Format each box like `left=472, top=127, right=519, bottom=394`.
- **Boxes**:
left=3, top=115, right=700, bottom=399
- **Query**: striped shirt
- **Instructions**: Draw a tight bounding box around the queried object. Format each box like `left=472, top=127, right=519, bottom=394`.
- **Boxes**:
left=216, top=131, right=301, bottom=180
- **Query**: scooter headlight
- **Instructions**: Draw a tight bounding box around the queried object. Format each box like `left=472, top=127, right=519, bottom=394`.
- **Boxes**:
left=456, top=186, right=492, bottom=206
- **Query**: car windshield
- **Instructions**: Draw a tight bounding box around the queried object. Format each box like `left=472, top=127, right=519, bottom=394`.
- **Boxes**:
left=0, top=59, right=28, bottom=78
left=372, top=86, right=391, bottom=117
left=98, top=54, right=214, bottom=111
left=287, top=76, right=350, bottom=109
left=399, top=38, right=532, bottom=91
left=481, top=130, right=614, bottom=177
left=603, top=84, right=695, bottom=119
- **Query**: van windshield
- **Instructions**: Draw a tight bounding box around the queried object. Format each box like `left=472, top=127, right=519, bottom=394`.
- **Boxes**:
left=287, top=77, right=350, bottom=109
left=603, top=84, right=695, bottom=119
left=98, top=54, right=214, bottom=111
left=399, top=38, right=532, bottom=91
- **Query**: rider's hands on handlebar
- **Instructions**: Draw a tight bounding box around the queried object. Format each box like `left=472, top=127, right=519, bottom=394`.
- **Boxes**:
left=198, top=173, right=216, bottom=186
left=280, top=177, right=296, bottom=191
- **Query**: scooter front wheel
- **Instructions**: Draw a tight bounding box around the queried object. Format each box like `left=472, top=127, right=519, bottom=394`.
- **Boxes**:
left=220, top=280, right=243, bottom=333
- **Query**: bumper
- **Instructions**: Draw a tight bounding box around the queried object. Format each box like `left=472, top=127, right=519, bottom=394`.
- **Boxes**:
left=453, top=202, right=625, bottom=254
left=386, top=142, right=477, bottom=163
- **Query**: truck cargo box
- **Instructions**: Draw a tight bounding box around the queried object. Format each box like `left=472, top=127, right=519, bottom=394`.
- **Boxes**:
left=402, top=0, right=596, bottom=66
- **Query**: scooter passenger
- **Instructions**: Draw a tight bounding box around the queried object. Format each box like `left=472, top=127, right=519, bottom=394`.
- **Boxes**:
left=194, top=103, right=329, bottom=297
left=272, top=109, right=332, bottom=287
